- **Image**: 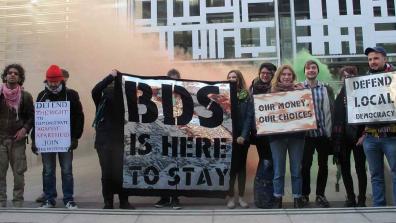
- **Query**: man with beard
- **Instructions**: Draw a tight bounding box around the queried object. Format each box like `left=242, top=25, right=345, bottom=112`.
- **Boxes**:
left=300, top=60, right=334, bottom=208
left=362, top=47, right=396, bottom=206
left=0, top=64, right=34, bottom=207
left=32, top=65, right=84, bottom=209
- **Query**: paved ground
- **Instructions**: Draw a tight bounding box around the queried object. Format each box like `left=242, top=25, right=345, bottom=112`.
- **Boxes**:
left=2, top=149, right=395, bottom=223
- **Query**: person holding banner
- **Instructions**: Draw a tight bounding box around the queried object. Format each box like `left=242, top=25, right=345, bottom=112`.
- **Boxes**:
left=0, top=64, right=34, bottom=207
left=92, top=70, right=133, bottom=209
left=362, top=47, right=396, bottom=206
left=249, top=63, right=277, bottom=162
left=226, top=70, right=254, bottom=209
left=36, top=68, right=69, bottom=204
left=32, top=65, right=84, bottom=209
left=332, top=66, right=367, bottom=207
left=154, top=68, right=183, bottom=210
left=268, top=65, right=305, bottom=208
left=300, top=60, right=334, bottom=208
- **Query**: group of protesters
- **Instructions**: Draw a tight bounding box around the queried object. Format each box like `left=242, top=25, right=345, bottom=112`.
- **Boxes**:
left=0, top=46, right=395, bottom=210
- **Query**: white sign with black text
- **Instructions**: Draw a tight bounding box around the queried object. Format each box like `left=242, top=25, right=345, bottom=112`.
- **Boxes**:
left=34, top=101, right=71, bottom=153
left=345, top=72, right=396, bottom=124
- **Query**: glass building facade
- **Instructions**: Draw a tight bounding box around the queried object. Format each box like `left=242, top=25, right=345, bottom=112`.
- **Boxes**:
left=118, top=0, right=396, bottom=73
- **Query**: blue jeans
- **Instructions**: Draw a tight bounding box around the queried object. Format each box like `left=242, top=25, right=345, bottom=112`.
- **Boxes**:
left=270, top=136, right=304, bottom=198
left=41, top=151, right=74, bottom=205
left=363, top=135, right=396, bottom=206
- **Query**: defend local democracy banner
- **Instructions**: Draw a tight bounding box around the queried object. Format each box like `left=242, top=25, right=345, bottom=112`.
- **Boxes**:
left=34, top=101, right=71, bottom=153
left=253, top=89, right=317, bottom=135
left=120, top=74, right=236, bottom=194
left=345, top=71, right=396, bottom=124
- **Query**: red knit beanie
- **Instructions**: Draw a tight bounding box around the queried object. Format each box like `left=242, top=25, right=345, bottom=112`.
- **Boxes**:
left=46, top=65, right=64, bottom=82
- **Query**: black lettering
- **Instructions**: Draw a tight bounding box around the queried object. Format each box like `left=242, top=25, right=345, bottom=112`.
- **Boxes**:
left=215, top=168, right=229, bottom=186
left=168, top=167, right=180, bottom=186
left=125, top=81, right=139, bottom=122
left=129, top=166, right=141, bottom=185
left=143, top=166, right=159, bottom=185
left=138, top=83, right=158, bottom=123
left=197, top=86, right=223, bottom=128
left=174, top=85, right=194, bottom=125
left=197, top=169, right=212, bottom=186
left=137, top=134, right=151, bottom=155
left=182, top=167, right=195, bottom=186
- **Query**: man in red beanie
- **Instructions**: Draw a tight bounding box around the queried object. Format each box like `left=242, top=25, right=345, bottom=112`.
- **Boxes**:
left=0, top=64, right=34, bottom=207
left=35, top=67, right=71, bottom=204
left=32, top=64, right=84, bottom=209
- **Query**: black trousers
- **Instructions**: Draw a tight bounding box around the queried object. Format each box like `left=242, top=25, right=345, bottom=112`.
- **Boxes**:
left=96, top=146, right=128, bottom=202
left=339, top=143, right=367, bottom=201
left=301, top=136, right=332, bottom=197
left=255, top=136, right=272, bottom=161
left=229, top=142, right=249, bottom=197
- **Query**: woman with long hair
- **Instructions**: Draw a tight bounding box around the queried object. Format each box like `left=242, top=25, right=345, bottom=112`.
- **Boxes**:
left=226, top=70, right=254, bottom=209
left=250, top=63, right=277, bottom=161
left=269, top=65, right=305, bottom=208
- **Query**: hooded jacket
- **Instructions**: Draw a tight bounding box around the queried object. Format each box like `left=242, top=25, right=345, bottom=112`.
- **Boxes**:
left=33, top=82, right=84, bottom=140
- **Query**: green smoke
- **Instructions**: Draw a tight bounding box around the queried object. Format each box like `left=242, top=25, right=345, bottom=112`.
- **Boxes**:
left=291, top=49, right=342, bottom=93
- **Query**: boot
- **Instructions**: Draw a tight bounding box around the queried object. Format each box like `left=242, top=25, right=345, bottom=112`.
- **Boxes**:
left=357, top=195, right=366, bottom=207
left=103, top=196, right=114, bottom=209
left=273, top=196, right=282, bottom=209
left=119, top=196, right=134, bottom=209
left=294, top=197, right=304, bottom=208
left=344, top=196, right=356, bottom=207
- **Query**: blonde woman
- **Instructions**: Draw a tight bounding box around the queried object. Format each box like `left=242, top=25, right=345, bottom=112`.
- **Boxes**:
left=269, top=65, right=305, bottom=208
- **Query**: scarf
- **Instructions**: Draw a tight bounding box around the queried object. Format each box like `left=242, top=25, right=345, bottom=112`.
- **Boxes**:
left=45, top=82, right=63, bottom=94
left=369, top=63, right=394, bottom=73
left=238, top=89, right=249, bottom=101
left=1, top=83, right=22, bottom=112
left=251, top=77, right=271, bottom=94
left=271, top=82, right=296, bottom=93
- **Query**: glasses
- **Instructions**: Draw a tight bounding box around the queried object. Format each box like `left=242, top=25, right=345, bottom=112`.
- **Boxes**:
left=7, top=71, right=19, bottom=76
left=260, top=72, right=272, bottom=76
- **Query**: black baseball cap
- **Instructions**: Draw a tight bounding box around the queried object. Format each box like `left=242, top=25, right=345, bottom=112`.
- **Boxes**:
left=364, top=46, right=387, bottom=56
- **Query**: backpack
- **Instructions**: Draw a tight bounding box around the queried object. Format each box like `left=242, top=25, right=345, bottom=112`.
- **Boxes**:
left=254, top=159, right=274, bottom=208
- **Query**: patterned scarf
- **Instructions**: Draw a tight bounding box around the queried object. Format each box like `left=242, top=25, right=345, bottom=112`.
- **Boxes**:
left=251, top=77, right=271, bottom=94
left=238, top=89, right=249, bottom=101
left=271, top=82, right=295, bottom=93
left=1, top=83, right=22, bottom=112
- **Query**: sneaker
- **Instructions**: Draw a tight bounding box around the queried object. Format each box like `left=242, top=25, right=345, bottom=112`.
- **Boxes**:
left=154, top=197, right=171, bottom=208
left=40, top=200, right=55, bottom=208
left=226, top=197, right=236, bottom=209
left=103, top=200, right=114, bottom=209
left=35, top=193, right=45, bottom=203
left=171, top=197, right=182, bottom=210
left=65, top=201, right=78, bottom=210
left=357, top=196, right=366, bottom=207
left=315, top=195, right=330, bottom=208
left=238, top=197, right=249, bottom=208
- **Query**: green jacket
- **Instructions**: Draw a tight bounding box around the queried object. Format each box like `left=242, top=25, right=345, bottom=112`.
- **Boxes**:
left=0, top=90, right=34, bottom=138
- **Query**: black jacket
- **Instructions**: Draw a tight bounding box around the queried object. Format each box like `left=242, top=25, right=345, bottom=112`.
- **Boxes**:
left=0, top=90, right=34, bottom=138
left=91, top=75, right=119, bottom=149
left=333, top=86, right=364, bottom=146
left=34, top=83, right=84, bottom=140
